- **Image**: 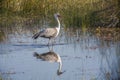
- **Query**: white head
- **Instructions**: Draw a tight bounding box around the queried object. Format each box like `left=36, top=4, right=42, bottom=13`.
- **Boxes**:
left=54, top=13, right=61, bottom=30
left=54, top=13, right=60, bottom=19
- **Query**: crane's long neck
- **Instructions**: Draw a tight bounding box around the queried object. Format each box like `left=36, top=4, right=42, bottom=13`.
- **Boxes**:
left=58, top=60, right=62, bottom=72
left=56, top=17, right=60, bottom=29
left=57, top=54, right=62, bottom=73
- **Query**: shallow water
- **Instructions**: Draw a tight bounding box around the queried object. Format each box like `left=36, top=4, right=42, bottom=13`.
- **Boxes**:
left=0, top=27, right=120, bottom=80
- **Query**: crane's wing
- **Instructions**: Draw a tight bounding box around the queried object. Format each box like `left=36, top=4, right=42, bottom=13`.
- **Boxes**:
left=32, top=30, right=45, bottom=39
left=40, top=28, right=57, bottom=38
left=32, top=28, right=57, bottom=39
left=34, top=52, right=58, bottom=62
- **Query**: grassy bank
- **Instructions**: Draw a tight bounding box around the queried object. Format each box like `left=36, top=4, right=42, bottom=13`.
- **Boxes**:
left=0, top=0, right=119, bottom=28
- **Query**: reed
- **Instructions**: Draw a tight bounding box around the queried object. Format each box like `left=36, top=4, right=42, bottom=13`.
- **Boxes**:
left=0, top=0, right=119, bottom=28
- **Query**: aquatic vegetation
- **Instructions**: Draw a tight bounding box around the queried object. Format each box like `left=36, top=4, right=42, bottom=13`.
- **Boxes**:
left=95, top=27, right=120, bottom=41
left=0, top=31, right=6, bottom=42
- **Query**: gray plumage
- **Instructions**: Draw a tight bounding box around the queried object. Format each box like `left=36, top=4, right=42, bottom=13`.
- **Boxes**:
left=32, top=28, right=57, bottom=39
left=34, top=51, right=65, bottom=75
left=32, top=13, right=61, bottom=45
left=34, top=51, right=60, bottom=62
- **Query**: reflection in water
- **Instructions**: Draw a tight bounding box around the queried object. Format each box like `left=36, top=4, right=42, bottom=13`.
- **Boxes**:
left=33, top=50, right=65, bottom=76
left=0, top=25, right=120, bottom=80
left=97, top=41, right=120, bottom=80
left=0, top=31, right=6, bottom=42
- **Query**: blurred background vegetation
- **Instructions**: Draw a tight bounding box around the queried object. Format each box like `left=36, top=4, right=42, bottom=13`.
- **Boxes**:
left=0, top=0, right=120, bottom=28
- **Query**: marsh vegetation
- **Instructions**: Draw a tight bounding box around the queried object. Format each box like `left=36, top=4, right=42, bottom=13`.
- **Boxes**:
left=0, top=0, right=120, bottom=80
left=0, top=0, right=120, bottom=28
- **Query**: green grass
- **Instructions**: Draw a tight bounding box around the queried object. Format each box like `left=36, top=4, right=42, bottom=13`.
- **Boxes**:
left=0, top=74, right=2, bottom=80
left=0, top=0, right=119, bottom=28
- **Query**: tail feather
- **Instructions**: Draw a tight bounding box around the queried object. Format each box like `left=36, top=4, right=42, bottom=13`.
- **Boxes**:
left=34, top=52, right=39, bottom=57
left=32, top=32, right=40, bottom=39
left=34, top=52, right=43, bottom=59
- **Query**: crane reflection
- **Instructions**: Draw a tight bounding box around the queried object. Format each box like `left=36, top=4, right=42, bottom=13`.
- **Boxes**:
left=33, top=50, right=65, bottom=76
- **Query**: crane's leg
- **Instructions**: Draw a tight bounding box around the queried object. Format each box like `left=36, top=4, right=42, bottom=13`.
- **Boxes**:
left=48, top=44, right=53, bottom=51
left=51, top=38, right=56, bottom=46
left=47, top=39, right=51, bottom=46
left=53, top=38, right=56, bottom=43
left=52, top=38, right=55, bottom=43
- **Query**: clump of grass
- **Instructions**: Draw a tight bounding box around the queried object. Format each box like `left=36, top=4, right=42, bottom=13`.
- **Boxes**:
left=0, top=74, right=2, bottom=80
left=0, top=0, right=119, bottom=28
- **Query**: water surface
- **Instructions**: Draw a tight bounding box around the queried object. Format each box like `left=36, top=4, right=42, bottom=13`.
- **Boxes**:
left=0, top=26, right=120, bottom=80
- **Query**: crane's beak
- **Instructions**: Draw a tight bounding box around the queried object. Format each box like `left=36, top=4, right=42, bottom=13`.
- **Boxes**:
left=57, top=15, right=61, bottom=17
left=57, top=70, right=65, bottom=76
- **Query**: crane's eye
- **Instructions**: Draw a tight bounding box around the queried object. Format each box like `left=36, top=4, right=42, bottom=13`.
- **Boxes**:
left=57, top=15, right=60, bottom=17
